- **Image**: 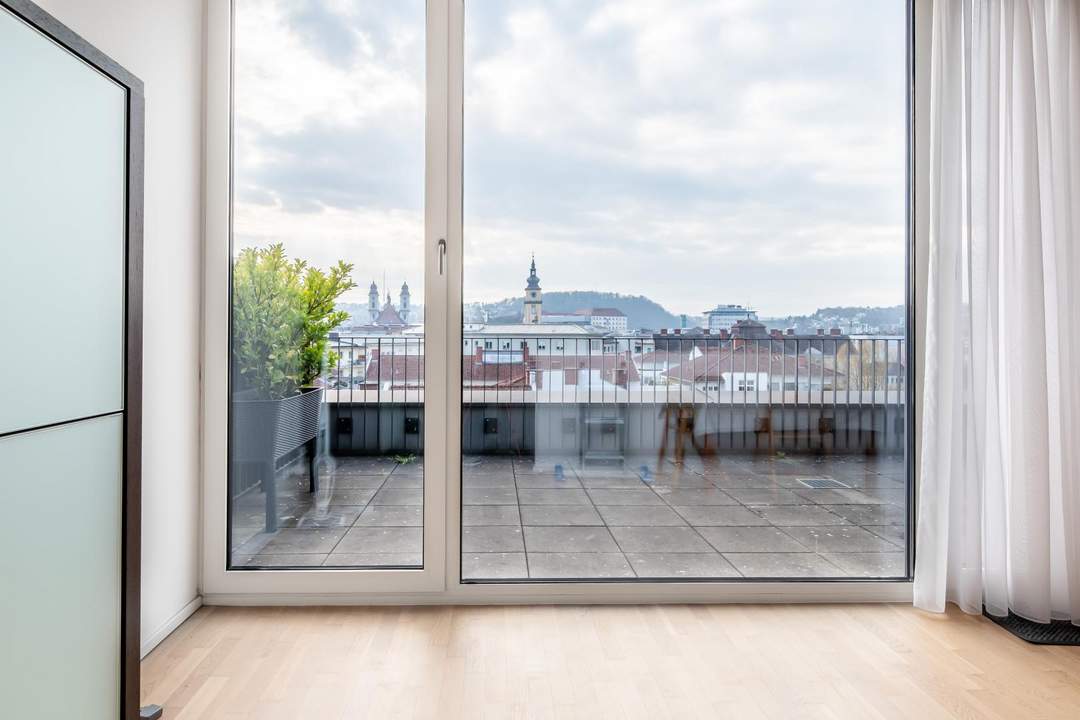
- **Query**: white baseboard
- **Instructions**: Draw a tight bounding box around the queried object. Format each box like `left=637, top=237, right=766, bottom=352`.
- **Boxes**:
left=141, top=596, right=203, bottom=659
left=203, top=582, right=913, bottom=607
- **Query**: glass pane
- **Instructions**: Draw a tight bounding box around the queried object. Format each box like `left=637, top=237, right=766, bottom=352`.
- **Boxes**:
left=229, top=1, right=425, bottom=569
left=0, top=416, right=122, bottom=719
left=462, top=1, right=909, bottom=581
left=0, top=8, right=126, bottom=435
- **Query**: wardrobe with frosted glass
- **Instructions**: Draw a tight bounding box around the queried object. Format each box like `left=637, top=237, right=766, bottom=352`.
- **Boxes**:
left=0, top=1, right=146, bottom=717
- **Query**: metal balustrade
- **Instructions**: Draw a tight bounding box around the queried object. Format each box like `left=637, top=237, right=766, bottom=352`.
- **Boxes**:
left=323, top=333, right=907, bottom=455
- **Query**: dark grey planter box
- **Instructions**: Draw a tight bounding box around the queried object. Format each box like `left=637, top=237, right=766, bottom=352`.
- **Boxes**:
left=232, top=386, right=323, bottom=531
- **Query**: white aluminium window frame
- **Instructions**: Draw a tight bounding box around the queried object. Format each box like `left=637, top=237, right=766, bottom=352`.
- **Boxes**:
left=201, top=0, right=448, bottom=597
left=201, top=0, right=930, bottom=605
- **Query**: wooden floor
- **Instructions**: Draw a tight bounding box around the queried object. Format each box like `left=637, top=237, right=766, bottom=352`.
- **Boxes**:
left=142, top=604, right=1080, bottom=719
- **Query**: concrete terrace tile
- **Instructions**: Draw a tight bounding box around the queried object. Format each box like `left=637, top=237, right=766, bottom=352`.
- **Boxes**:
left=382, top=475, right=423, bottom=489
left=746, top=460, right=820, bottom=477
left=527, top=553, right=635, bottom=579
left=517, top=488, right=591, bottom=505
left=625, top=552, right=741, bottom=579
left=235, top=528, right=347, bottom=556
left=279, top=507, right=362, bottom=529
left=653, top=487, right=739, bottom=506
left=325, top=488, right=379, bottom=506
left=843, top=476, right=908, bottom=489
left=585, top=488, right=666, bottom=506
left=232, top=553, right=327, bottom=568
left=523, top=526, right=619, bottom=553
left=519, top=505, right=603, bottom=526
left=354, top=505, right=423, bottom=527
left=321, top=475, right=387, bottom=489
left=462, top=474, right=517, bottom=488
left=578, top=474, right=649, bottom=489
left=462, top=526, right=525, bottom=553
left=595, top=505, right=687, bottom=526
left=514, top=474, right=583, bottom=489
left=463, top=487, right=518, bottom=505
left=334, top=526, right=422, bottom=554
left=722, top=553, right=842, bottom=578
left=608, top=526, right=714, bottom=553
left=792, top=488, right=888, bottom=505
left=371, top=488, right=423, bottom=506
left=723, top=488, right=806, bottom=505
left=461, top=461, right=515, bottom=474
left=708, top=475, right=787, bottom=489
left=696, top=526, right=808, bottom=553
left=229, top=526, right=261, bottom=550
left=461, top=552, right=528, bottom=580
left=673, top=505, right=770, bottom=526
left=865, top=525, right=907, bottom=547
left=858, top=487, right=909, bottom=505
left=327, top=458, right=398, bottom=475
left=823, top=503, right=907, bottom=526
left=822, top=552, right=907, bottom=578
left=462, top=505, right=521, bottom=526
left=781, top=526, right=901, bottom=553
left=514, top=458, right=580, bottom=474
left=323, top=552, right=422, bottom=567
left=751, top=505, right=852, bottom=527
left=638, top=474, right=716, bottom=488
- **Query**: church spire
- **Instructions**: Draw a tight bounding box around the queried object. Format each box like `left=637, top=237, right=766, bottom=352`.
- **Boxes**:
left=523, top=253, right=542, bottom=324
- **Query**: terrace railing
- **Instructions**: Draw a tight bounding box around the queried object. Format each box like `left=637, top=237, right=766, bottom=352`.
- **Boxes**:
left=323, top=333, right=908, bottom=455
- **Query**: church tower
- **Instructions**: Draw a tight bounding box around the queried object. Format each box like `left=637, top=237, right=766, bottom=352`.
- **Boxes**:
left=368, top=281, right=379, bottom=323
left=399, top=281, right=411, bottom=323
left=523, top=255, right=542, bottom=324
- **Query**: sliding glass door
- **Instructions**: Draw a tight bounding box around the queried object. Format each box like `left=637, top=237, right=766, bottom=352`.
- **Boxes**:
left=225, top=0, right=446, bottom=581
left=209, top=0, right=912, bottom=595
left=459, top=0, right=911, bottom=582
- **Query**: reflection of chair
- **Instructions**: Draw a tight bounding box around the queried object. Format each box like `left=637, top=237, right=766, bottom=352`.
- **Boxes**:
left=658, top=403, right=703, bottom=466
left=579, top=404, right=627, bottom=467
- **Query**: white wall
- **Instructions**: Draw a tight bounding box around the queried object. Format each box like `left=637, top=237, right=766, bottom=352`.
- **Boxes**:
left=34, top=0, right=205, bottom=653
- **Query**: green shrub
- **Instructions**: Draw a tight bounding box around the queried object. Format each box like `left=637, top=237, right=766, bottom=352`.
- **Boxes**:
left=232, top=244, right=355, bottom=399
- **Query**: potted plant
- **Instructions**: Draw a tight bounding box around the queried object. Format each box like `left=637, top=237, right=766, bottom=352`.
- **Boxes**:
left=230, top=244, right=355, bottom=531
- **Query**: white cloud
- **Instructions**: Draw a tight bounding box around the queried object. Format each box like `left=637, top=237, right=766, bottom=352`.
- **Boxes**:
left=233, top=0, right=909, bottom=318
left=233, top=0, right=421, bottom=135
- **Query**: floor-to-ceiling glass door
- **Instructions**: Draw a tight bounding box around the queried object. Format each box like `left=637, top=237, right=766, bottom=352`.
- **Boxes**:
left=204, top=0, right=449, bottom=594
left=458, top=0, right=912, bottom=583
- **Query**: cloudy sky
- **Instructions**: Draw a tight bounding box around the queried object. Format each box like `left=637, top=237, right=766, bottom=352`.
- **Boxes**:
left=233, top=0, right=907, bottom=318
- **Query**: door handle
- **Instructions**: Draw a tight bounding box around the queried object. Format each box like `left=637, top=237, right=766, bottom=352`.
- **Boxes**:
left=437, top=238, right=446, bottom=275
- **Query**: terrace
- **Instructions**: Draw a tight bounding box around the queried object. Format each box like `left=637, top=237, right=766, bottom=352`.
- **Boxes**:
left=231, top=332, right=909, bottom=580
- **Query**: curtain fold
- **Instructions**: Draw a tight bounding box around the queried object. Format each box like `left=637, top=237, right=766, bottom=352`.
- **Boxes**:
left=915, top=0, right=1080, bottom=624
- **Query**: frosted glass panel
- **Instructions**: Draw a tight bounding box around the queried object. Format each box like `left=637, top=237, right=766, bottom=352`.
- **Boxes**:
left=0, top=8, right=126, bottom=435
left=0, top=415, right=122, bottom=719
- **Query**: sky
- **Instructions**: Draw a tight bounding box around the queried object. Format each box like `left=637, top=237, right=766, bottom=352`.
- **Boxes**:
left=233, top=0, right=908, bottom=318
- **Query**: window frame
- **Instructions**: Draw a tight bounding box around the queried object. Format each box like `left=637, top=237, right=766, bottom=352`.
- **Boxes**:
left=201, top=0, right=927, bottom=603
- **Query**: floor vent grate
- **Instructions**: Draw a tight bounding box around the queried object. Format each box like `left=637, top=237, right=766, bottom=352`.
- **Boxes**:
left=797, top=477, right=850, bottom=489
left=985, top=611, right=1080, bottom=645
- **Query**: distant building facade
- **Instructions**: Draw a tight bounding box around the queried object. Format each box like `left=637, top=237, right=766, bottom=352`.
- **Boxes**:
left=704, top=304, right=757, bottom=333
left=583, top=308, right=628, bottom=333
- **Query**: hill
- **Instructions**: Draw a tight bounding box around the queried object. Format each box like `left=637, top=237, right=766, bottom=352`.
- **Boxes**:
left=760, top=305, right=905, bottom=335
left=466, top=291, right=682, bottom=330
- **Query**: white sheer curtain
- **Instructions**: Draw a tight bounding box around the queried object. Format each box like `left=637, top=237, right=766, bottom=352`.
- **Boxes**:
left=916, top=0, right=1080, bottom=623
